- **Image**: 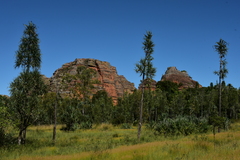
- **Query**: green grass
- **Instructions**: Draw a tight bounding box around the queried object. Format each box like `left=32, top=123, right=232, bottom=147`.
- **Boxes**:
left=1, top=123, right=240, bottom=160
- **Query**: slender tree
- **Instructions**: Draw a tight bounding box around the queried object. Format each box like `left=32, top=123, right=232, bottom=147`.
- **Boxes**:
left=135, top=31, right=156, bottom=141
left=53, top=84, right=58, bottom=144
left=9, top=22, right=47, bottom=144
left=214, top=39, right=228, bottom=118
left=214, top=38, right=228, bottom=132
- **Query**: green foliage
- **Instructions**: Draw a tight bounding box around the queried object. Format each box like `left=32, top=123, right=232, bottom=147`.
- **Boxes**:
left=92, top=90, right=113, bottom=124
left=0, top=96, right=11, bottom=129
left=120, top=123, right=132, bottom=129
left=209, top=114, right=228, bottom=134
left=39, top=92, right=58, bottom=124
left=15, top=21, right=41, bottom=72
left=59, top=98, right=82, bottom=131
left=9, top=22, right=47, bottom=144
left=214, top=39, right=228, bottom=80
left=79, top=121, right=92, bottom=129
left=154, top=116, right=210, bottom=136
left=0, top=95, right=15, bottom=147
left=60, top=65, right=100, bottom=131
left=1, top=124, right=240, bottom=159
left=214, top=38, right=229, bottom=120
left=62, top=65, right=99, bottom=100
left=112, top=91, right=140, bottom=125
left=135, top=31, right=156, bottom=80
left=10, top=71, right=47, bottom=125
left=156, top=81, right=180, bottom=94
left=135, top=31, right=156, bottom=140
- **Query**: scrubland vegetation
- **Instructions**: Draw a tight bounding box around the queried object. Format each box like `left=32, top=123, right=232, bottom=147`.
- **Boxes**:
left=1, top=123, right=240, bottom=160
left=1, top=22, right=239, bottom=159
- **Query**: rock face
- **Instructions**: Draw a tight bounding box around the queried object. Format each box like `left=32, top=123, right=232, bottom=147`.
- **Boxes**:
left=48, top=58, right=135, bottom=103
left=161, top=67, right=201, bottom=89
left=138, top=79, right=157, bottom=91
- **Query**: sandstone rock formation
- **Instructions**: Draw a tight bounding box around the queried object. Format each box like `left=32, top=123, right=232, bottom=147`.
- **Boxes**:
left=41, top=75, right=51, bottom=86
left=161, top=67, right=201, bottom=89
left=47, top=58, right=135, bottom=103
left=138, top=79, right=157, bottom=91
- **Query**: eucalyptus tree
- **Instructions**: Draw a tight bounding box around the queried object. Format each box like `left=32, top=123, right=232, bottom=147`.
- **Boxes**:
left=40, top=92, right=58, bottom=125
left=135, top=31, right=156, bottom=141
left=62, top=65, right=99, bottom=113
left=92, top=90, right=113, bottom=124
left=214, top=39, right=228, bottom=119
left=153, top=89, right=168, bottom=121
left=60, top=65, right=99, bottom=130
left=9, top=22, right=47, bottom=144
left=224, top=84, right=239, bottom=119
left=113, top=90, right=141, bottom=125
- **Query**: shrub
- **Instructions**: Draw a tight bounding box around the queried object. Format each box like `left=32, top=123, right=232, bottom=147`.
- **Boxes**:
left=154, top=116, right=210, bottom=136
left=120, top=123, right=132, bottom=129
left=146, top=121, right=157, bottom=129
left=112, top=133, right=119, bottom=138
left=79, top=121, right=92, bottom=129
left=0, top=128, right=15, bottom=147
left=97, top=123, right=113, bottom=131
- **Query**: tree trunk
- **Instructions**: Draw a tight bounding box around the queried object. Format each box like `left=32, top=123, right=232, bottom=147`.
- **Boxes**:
left=53, top=84, right=58, bottom=144
left=155, top=107, right=158, bottom=122
left=18, top=128, right=26, bottom=145
left=52, top=100, right=57, bottom=143
left=138, top=82, right=145, bottom=141
left=23, top=129, right=26, bottom=144
left=219, top=80, right=222, bottom=118
left=18, top=130, right=23, bottom=145
left=218, top=61, right=222, bottom=133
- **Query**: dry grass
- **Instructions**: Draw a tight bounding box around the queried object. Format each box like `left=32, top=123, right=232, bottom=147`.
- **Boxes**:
left=2, top=123, right=240, bottom=160
left=16, top=130, right=240, bottom=160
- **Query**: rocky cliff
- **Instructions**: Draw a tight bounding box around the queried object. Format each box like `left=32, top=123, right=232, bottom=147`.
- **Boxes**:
left=47, top=58, right=135, bottom=103
left=138, top=79, right=157, bottom=91
left=161, top=67, right=201, bottom=89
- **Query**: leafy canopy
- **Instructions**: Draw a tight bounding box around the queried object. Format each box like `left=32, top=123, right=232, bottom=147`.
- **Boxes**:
left=15, top=22, right=41, bottom=72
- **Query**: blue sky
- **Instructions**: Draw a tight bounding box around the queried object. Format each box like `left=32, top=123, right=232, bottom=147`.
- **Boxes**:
left=1, top=0, right=240, bottom=96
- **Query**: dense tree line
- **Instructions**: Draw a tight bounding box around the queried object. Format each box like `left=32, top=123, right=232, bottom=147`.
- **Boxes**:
left=2, top=79, right=240, bottom=143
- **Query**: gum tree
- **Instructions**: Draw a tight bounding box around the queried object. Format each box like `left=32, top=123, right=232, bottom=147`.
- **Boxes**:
left=60, top=64, right=99, bottom=130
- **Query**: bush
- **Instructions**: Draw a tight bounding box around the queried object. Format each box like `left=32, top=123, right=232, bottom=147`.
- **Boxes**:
left=97, top=123, right=113, bottom=131
left=120, top=123, right=132, bottom=129
left=146, top=121, right=157, bottom=129
left=79, top=121, right=92, bottom=129
left=0, top=128, right=5, bottom=146
left=154, top=116, right=210, bottom=136
left=112, top=133, right=119, bottom=138
left=0, top=128, right=15, bottom=147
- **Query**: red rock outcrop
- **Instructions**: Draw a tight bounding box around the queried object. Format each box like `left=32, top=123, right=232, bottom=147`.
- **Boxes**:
left=48, top=58, right=135, bottom=103
left=138, top=78, right=157, bottom=91
left=161, top=67, right=201, bottom=89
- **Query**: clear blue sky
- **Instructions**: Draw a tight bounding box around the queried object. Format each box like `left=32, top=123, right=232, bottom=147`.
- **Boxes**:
left=1, top=0, right=240, bottom=96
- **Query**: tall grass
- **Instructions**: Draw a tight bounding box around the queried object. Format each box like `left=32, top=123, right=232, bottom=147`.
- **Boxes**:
left=1, top=123, right=240, bottom=160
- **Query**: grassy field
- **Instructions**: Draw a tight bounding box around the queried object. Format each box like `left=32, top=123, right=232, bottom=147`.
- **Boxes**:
left=1, top=123, right=240, bottom=160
